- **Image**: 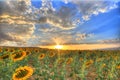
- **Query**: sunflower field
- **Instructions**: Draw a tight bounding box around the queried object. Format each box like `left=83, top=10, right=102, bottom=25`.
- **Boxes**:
left=0, top=47, right=120, bottom=80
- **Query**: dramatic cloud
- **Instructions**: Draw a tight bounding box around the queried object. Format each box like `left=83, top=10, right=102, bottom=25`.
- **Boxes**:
left=0, top=23, right=35, bottom=46
left=38, top=5, right=77, bottom=30
left=0, top=0, right=119, bottom=46
left=0, top=0, right=35, bottom=46
left=35, top=0, right=119, bottom=30
left=63, top=0, right=118, bottom=21
left=0, top=0, right=77, bottom=30
left=0, top=0, right=31, bottom=15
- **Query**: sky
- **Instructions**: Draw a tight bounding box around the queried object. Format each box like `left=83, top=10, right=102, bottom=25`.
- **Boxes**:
left=0, top=0, right=120, bottom=49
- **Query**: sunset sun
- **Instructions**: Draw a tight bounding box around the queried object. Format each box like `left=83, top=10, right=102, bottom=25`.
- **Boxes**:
left=54, top=45, right=63, bottom=49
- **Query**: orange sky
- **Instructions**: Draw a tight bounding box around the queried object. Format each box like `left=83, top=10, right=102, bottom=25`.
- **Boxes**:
left=39, top=43, right=120, bottom=50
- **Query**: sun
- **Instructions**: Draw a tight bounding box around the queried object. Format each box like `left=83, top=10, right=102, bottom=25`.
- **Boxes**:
left=54, top=45, right=63, bottom=49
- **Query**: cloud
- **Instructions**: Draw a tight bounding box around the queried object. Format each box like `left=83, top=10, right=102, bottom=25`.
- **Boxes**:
left=38, top=24, right=56, bottom=32
left=98, top=39, right=120, bottom=44
left=63, top=0, right=118, bottom=21
left=0, top=0, right=77, bottom=30
left=36, top=0, right=119, bottom=30
left=37, top=29, right=74, bottom=45
left=0, top=14, right=34, bottom=25
left=38, top=27, right=54, bottom=32
left=0, top=0, right=31, bottom=15
left=37, top=32, right=94, bottom=45
left=0, top=0, right=119, bottom=46
left=1, top=0, right=118, bottom=28
left=75, top=33, right=94, bottom=41
left=0, top=40, right=27, bottom=46
left=0, top=0, right=36, bottom=46
left=38, top=5, right=77, bottom=30
left=51, top=35, right=72, bottom=45
left=0, top=23, right=35, bottom=46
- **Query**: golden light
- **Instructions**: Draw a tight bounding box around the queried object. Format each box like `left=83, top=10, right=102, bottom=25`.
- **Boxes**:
left=54, top=45, right=63, bottom=49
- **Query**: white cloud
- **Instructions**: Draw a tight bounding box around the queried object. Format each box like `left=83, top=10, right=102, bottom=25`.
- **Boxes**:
left=98, top=39, right=120, bottom=44
left=82, top=15, right=90, bottom=21
left=68, top=0, right=118, bottom=21
left=76, top=33, right=94, bottom=41
left=0, top=14, right=34, bottom=25
left=38, top=26, right=55, bottom=32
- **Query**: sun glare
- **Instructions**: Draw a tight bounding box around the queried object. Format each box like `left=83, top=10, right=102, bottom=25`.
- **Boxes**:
left=54, top=45, right=63, bottom=49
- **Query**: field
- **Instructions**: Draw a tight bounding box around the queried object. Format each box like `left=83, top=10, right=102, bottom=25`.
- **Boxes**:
left=0, top=47, right=120, bottom=80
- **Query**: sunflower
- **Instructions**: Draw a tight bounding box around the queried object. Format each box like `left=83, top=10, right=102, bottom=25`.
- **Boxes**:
left=113, top=56, right=119, bottom=60
left=12, top=66, right=33, bottom=80
left=20, top=48, right=28, bottom=51
left=0, top=54, right=9, bottom=60
left=39, top=54, right=45, bottom=60
left=79, top=58, right=83, bottom=61
left=86, top=59, right=94, bottom=67
left=9, top=49, right=15, bottom=53
left=57, top=58, right=65, bottom=64
left=11, top=51, right=26, bottom=62
left=66, top=58, right=73, bottom=64
left=4, top=48, right=10, bottom=52
left=116, top=64, right=120, bottom=69
left=102, top=63, right=106, bottom=68
left=96, top=58, right=103, bottom=62
left=26, top=51, right=31, bottom=55
left=19, top=48, right=24, bottom=51
left=49, top=53, right=55, bottom=57
left=34, top=49, right=39, bottom=53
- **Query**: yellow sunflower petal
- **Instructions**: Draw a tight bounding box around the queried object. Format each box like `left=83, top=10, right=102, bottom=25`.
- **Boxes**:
left=12, top=66, right=33, bottom=80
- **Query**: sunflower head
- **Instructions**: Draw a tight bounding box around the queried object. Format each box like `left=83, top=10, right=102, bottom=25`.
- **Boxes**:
left=57, top=58, right=65, bottom=64
left=86, top=59, right=94, bottom=67
left=79, top=58, right=83, bottom=61
left=0, top=54, right=9, bottom=60
left=102, top=63, right=106, bottom=68
left=11, top=51, right=26, bottom=62
left=19, top=48, right=24, bottom=51
left=66, top=58, right=73, bottom=64
left=96, top=58, right=103, bottom=62
left=26, top=51, right=31, bottom=55
left=113, top=56, right=119, bottom=60
left=116, top=64, right=120, bottom=69
left=39, top=53, right=45, bottom=60
left=49, top=53, right=55, bottom=57
left=13, top=66, right=33, bottom=80
left=4, top=48, right=10, bottom=52
left=34, top=49, right=39, bottom=53
left=9, top=49, right=15, bottom=53
left=20, top=48, right=28, bottom=51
